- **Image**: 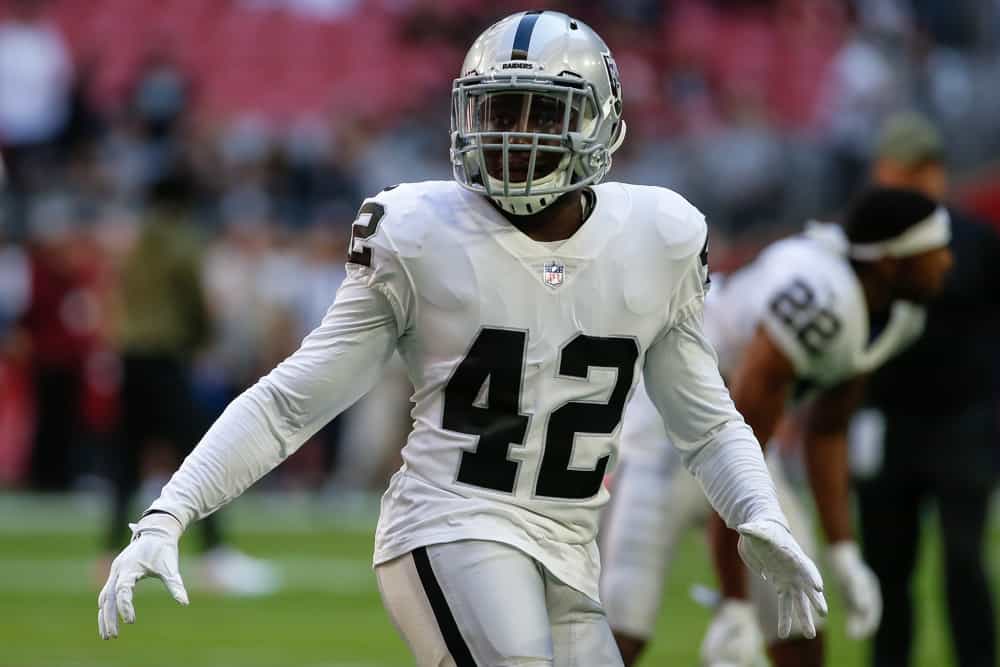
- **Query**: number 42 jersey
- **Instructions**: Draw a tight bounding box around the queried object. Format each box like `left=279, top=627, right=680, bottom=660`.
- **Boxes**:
left=358, top=181, right=739, bottom=601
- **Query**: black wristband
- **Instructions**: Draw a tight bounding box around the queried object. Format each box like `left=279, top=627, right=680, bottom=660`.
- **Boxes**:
left=140, top=509, right=182, bottom=524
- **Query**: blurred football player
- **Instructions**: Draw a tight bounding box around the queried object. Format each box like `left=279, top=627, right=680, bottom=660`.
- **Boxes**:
left=97, top=12, right=827, bottom=664
left=859, top=112, right=1000, bottom=667
left=601, top=186, right=953, bottom=667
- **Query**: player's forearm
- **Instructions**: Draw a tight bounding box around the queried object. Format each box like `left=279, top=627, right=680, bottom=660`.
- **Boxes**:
left=684, top=426, right=787, bottom=600
left=682, top=424, right=787, bottom=529
left=148, top=281, right=399, bottom=528
left=804, top=430, right=853, bottom=543
left=710, top=512, right=748, bottom=598
left=728, top=372, right=786, bottom=455
left=702, top=385, right=783, bottom=599
left=703, top=398, right=783, bottom=599
left=147, top=380, right=313, bottom=527
left=801, top=377, right=865, bottom=544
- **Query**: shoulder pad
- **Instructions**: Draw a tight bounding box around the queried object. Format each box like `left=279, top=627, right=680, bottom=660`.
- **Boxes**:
left=625, top=184, right=707, bottom=260
left=612, top=184, right=709, bottom=316
left=348, top=181, right=458, bottom=264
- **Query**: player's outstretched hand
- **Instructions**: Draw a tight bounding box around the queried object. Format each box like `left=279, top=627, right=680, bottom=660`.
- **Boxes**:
left=98, top=513, right=188, bottom=639
left=828, top=541, right=882, bottom=639
left=736, top=519, right=828, bottom=639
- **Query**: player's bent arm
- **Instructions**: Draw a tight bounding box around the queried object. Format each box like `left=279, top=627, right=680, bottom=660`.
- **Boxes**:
left=802, top=375, right=867, bottom=545
left=709, top=324, right=799, bottom=600
left=727, top=324, right=798, bottom=449
left=98, top=277, right=401, bottom=639
left=803, top=375, right=883, bottom=639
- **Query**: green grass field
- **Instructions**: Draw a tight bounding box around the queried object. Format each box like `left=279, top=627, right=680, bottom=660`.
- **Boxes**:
left=0, top=493, right=996, bottom=667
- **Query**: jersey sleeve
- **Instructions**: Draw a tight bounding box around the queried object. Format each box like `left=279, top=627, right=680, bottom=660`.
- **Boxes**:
left=643, top=309, right=788, bottom=529
left=147, top=242, right=404, bottom=529
left=758, top=273, right=846, bottom=378
left=345, top=190, right=418, bottom=335
left=644, top=305, right=744, bottom=452
left=670, top=232, right=711, bottom=329
left=649, top=188, right=711, bottom=330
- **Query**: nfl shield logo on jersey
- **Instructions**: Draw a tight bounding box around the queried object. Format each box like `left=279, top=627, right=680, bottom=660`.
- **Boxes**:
left=543, top=261, right=565, bottom=288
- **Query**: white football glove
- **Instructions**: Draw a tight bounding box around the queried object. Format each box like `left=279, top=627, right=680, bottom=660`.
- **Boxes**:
left=828, top=541, right=882, bottom=639
left=736, top=519, right=828, bottom=639
left=98, top=513, right=189, bottom=639
left=700, top=599, right=764, bottom=666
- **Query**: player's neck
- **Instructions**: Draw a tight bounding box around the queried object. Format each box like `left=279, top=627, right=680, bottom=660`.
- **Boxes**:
left=494, top=191, right=586, bottom=242
left=852, top=263, right=894, bottom=315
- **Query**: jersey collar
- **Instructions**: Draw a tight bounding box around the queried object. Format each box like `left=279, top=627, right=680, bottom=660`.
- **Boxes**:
left=461, top=184, right=625, bottom=262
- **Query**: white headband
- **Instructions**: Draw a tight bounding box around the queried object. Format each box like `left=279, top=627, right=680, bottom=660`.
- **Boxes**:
left=848, top=206, right=951, bottom=260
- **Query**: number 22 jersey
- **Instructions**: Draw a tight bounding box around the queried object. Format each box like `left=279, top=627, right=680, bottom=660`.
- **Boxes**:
left=704, top=225, right=927, bottom=387
left=358, top=181, right=738, bottom=601
left=621, top=223, right=928, bottom=468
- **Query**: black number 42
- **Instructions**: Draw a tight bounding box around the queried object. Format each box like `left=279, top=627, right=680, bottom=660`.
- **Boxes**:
left=442, top=327, right=639, bottom=500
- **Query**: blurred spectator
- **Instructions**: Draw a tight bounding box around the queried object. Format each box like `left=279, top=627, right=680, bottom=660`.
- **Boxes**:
left=131, top=49, right=189, bottom=142
left=0, top=0, right=73, bottom=192
left=351, top=105, right=452, bottom=198
left=106, top=171, right=209, bottom=542
left=93, top=47, right=193, bottom=206
left=201, top=189, right=279, bottom=395
left=281, top=116, right=361, bottom=226
left=694, top=86, right=786, bottom=234
left=0, top=180, right=32, bottom=485
left=854, top=112, right=999, bottom=667
left=106, top=169, right=279, bottom=594
left=814, top=22, right=908, bottom=210
left=19, top=194, right=105, bottom=490
left=0, top=229, right=29, bottom=336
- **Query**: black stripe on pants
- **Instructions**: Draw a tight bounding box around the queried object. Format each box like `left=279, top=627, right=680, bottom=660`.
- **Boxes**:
left=412, top=546, right=478, bottom=667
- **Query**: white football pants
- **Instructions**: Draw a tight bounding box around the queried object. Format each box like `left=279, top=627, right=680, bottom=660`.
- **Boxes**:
left=376, top=539, right=625, bottom=667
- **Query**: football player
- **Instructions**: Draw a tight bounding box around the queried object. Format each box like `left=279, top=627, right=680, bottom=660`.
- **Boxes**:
left=601, top=186, right=953, bottom=666
left=97, top=12, right=826, bottom=665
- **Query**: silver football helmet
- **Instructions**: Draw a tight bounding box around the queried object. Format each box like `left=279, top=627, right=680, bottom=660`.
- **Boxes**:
left=450, top=11, right=626, bottom=215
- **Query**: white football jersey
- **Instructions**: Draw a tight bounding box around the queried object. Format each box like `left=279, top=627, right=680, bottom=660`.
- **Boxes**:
left=705, top=230, right=926, bottom=385
left=352, top=180, right=726, bottom=601
left=150, top=178, right=775, bottom=605
left=621, top=227, right=926, bottom=464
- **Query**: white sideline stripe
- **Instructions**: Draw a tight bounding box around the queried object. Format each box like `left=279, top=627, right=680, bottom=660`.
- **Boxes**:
left=0, top=492, right=381, bottom=535
left=0, top=556, right=373, bottom=593
left=3, top=492, right=999, bottom=534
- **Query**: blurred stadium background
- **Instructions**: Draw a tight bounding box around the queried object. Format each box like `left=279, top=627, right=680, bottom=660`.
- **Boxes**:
left=0, top=0, right=998, bottom=665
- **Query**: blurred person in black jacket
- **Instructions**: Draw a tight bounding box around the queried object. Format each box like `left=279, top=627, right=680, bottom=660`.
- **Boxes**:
left=855, top=112, right=999, bottom=667
left=105, top=171, right=279, bottom=595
